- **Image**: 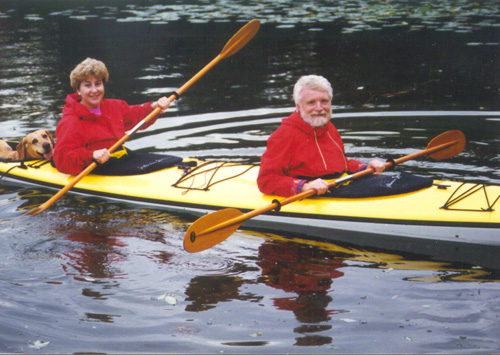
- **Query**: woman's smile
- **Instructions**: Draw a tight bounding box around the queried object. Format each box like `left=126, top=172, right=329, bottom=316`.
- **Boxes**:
left=78, top=76, right=105, bottom=110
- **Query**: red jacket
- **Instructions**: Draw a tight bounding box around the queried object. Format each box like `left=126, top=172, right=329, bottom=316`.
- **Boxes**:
left=257, top=110, right=365, bottom=197
left=53, top=93, right=157, bottom=174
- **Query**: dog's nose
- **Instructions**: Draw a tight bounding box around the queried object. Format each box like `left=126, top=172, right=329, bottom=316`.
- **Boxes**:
left=43, top=142, right=52, bottom=152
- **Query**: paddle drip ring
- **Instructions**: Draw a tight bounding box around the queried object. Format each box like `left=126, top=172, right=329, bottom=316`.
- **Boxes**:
left=168, top=91, right=180, bottom=100
left=272, top=199, right=281, bottom=212
left=386, top=158, right=396, bottom=170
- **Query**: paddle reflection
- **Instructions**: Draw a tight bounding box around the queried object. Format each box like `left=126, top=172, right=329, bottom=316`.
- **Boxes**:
left=185, top=275, right=262, bottom=312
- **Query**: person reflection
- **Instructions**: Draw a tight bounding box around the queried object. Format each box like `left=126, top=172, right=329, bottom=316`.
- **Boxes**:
left=61, top=231, right=126, bottom=282
left=61, top=232, right=126, bottom=323
left=257, top=240, right=344, bottom=346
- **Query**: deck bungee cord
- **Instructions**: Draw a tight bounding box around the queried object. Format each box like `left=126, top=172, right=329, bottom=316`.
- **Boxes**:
left=441, top=182, right=500, bottom=212
left=0, top=159, right=51, bottom=182
left=173, top=161, right=259, bottom=193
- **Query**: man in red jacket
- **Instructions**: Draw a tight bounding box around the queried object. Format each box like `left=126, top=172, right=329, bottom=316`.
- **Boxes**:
left=257, top=75, right=385, bottom=197
left=53, top=58, right=170, bottom=175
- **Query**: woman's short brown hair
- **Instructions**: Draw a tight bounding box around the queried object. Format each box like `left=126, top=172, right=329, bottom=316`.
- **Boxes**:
left=70, top=58, right=109, bottom=91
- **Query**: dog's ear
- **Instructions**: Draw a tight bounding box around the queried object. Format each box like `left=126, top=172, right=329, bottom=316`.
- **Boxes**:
left=16, top=138, right=27, bottom=160
left=44, top=130, right=55, bottom=146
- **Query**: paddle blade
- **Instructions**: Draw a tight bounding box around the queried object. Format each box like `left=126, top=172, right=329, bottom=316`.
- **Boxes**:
left=184, top=208, right=244, bottom=253
left=220, top=19, right=260, bottom=59
left=426, top=130, right=466, bottom=160
left=23, top=206, right=43, bottom=216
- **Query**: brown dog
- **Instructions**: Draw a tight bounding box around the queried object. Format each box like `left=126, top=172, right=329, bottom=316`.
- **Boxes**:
left=0, top=130, right=55, bottom=160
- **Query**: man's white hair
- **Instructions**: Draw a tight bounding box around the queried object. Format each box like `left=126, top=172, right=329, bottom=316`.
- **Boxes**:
left=293, top=75, right=333, bottom=104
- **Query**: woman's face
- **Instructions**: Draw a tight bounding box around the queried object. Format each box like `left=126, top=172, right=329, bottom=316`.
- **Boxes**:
left=78, top=76, right=105, bottom=110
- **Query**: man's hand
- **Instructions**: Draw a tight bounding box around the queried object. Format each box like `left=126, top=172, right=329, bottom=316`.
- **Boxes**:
left=367, top=159, right=385, bottom=174
left=302, top=178, right=329, bottom=195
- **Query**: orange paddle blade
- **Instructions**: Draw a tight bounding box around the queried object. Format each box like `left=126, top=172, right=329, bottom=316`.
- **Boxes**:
left=426, top=130, right=466, bottom=160
left=220, top=19, right=260, bottom=59
left=184, top=208, right=244, bottom=253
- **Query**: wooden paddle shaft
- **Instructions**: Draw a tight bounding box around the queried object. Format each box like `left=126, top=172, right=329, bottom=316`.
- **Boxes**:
left=270, top=140, right=461, bottom=214
left=333, top=138, right=462, bottom=188
left=129, top=20, right=260, bottom=137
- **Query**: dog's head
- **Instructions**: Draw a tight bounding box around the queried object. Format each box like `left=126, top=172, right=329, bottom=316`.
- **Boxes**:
left=17, top=130, right=55, bottom=160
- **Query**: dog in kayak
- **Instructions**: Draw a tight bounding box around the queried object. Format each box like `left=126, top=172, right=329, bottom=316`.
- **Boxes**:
left=0, top=130, right=55, bottom=161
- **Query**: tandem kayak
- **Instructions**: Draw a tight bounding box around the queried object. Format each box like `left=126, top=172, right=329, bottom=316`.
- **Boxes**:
left=1, top=149, right=499, bottom=250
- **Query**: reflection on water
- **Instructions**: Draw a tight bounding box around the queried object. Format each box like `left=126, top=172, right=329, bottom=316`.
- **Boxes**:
left=1, top=202, right=500, bottom=353
left=257, top=241, right=342, bottom=346
left=185, top=275, right=261, bottom=312
left=62, top=232, right=129, bottom=281
left=265, top=234, right=499, bottom=282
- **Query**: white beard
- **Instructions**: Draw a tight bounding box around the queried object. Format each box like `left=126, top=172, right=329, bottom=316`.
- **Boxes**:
left=301, top=111, right=330, bottom=128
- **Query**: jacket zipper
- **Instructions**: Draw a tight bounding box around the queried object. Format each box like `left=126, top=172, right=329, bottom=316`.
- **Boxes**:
left=313, top=130, right=348, bottom=171
left=327, top=131, right=348, bottom=171
left=313, top=131, right=328, bottom=170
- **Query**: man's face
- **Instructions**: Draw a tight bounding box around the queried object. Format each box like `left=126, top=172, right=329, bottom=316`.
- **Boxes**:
left=296, top=87, right=332, bottom=128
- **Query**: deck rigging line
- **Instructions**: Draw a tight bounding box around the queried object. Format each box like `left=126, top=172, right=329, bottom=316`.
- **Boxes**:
left=172, top=161, right=259, bottom=193
left=0, top=159, right=50, bottom=181
left=441, top=182, right=499, bottom=212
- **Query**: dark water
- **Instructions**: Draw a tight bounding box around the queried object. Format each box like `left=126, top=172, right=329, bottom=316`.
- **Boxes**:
left=1, top=1, right=500, bottom=353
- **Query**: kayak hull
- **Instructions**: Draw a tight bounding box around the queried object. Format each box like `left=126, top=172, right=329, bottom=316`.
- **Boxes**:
left=1, top=158, right=499, bottom=250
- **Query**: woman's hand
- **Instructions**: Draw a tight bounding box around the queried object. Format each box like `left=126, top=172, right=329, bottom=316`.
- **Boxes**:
left=302, top=178, right=329, bottom=195
left=152, top=96, right=171, bottom=112
left=93, top=148, right=110, bottom=164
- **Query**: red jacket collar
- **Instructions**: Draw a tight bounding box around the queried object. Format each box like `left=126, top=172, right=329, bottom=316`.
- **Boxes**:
left=63, top=93, right=101, bottom=121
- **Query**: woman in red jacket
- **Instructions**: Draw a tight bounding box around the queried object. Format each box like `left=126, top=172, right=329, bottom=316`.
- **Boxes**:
left=257, top=75, right=385, bottom=197
left=53, top=58, right=170, bottom=175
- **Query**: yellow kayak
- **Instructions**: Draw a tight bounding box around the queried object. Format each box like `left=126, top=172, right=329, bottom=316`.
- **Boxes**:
left=1, top=154, right=499, bottom=248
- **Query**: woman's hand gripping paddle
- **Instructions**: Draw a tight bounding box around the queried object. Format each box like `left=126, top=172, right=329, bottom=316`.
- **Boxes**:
left=24, top=19, right=261, bottom=217
left=183, top=130, right=466, bottom=253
